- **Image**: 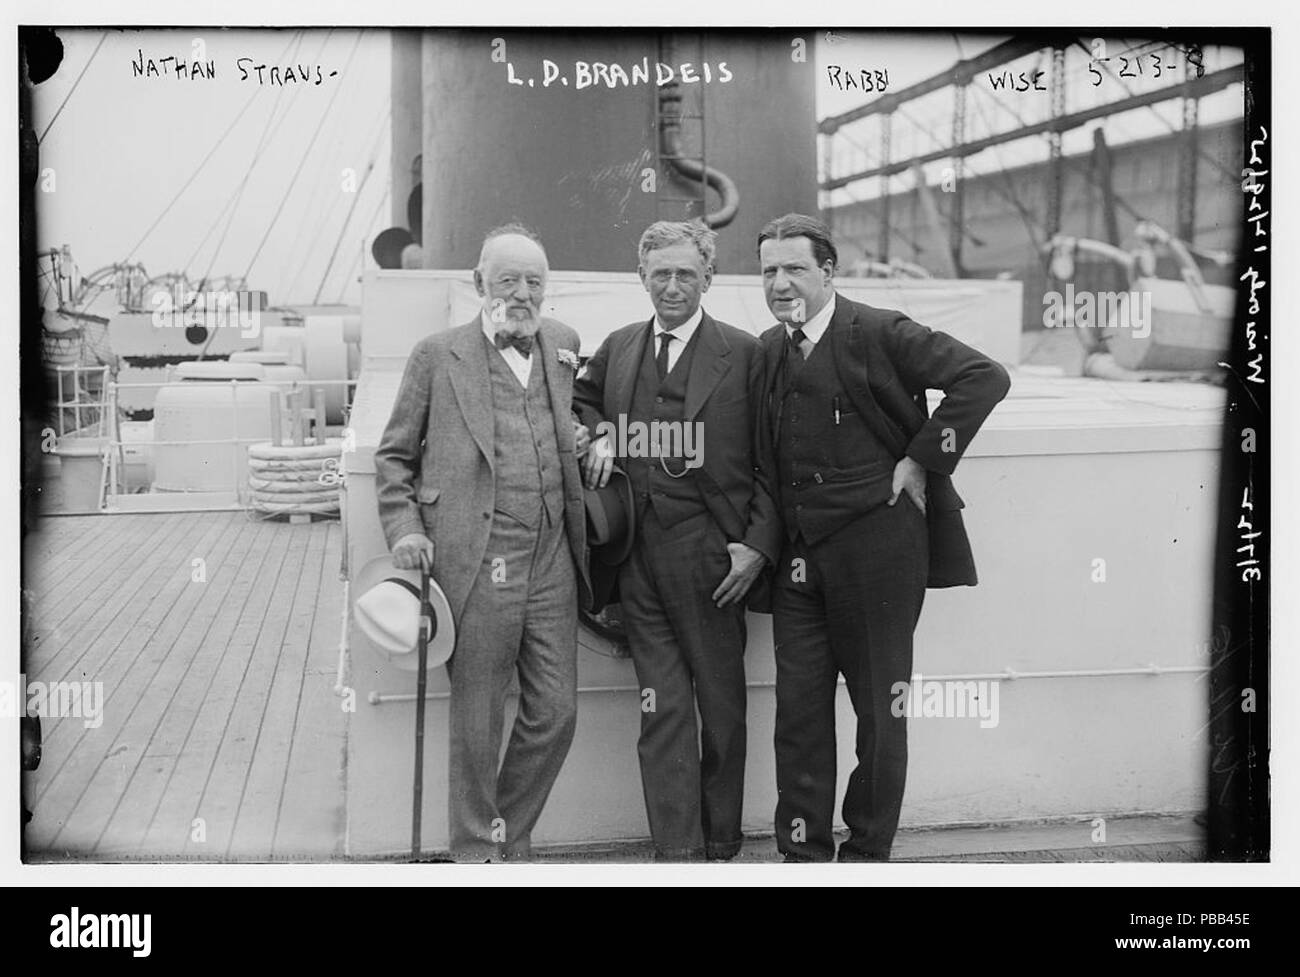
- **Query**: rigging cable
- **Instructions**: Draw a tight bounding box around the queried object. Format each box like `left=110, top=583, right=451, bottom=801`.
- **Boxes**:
left=333, top=187, right=389, bottom=304
left=36, top=31, right=108, bottom=144
left=123, top=31, right=302, bottom=263
left=281, top=82, right=389, bottom=301
left=240, top=30, right=364, bottom=284
left=193, top=33, right=312, bottom=286
left=313, top=113, right=389, bottom=303
left=183, top=30, right=307, bottom=274
left=272, top=42, right=379, bottom=290
left=191, top=35, right=317, bottom=361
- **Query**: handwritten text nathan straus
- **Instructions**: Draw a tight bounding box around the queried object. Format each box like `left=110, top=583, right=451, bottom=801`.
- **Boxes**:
left=130, top=49, right=340, bottom=85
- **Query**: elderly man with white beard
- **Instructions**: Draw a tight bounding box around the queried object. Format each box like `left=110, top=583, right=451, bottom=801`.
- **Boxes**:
left=374, top=223, right=592, bottom=861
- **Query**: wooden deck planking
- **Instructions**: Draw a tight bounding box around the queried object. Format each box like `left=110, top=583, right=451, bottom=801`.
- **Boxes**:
left=29, top=510, right=185, bottom=626
left=31, top=513, right=235, bottom=850
left=26, top=513, right=193, bottom=689
left=28, top=512, right=224, bottom=815
left=224, top=523, right=329, bottom=858
left=91, top=515, right=271, bottom=855
left=25, top=510, right=118, bottom=593
left=107, top=519, right=282, bottom=857
left=26, top=513, right=187, bottom=660
left=183, top=523, right=313, bottom=858
left=27, top=498, right=122, bottom=562
left=48, top=514, right=256, bottom=852
left=136, top=517, right=301, bottom=856
left=23, top=512, right=348, bottom=862
left=302, top=538, right=346, bottom=675
left=272, top=532, right=349, bottom=858
left=272, top=673, right=347, bottom=858
left=26, top=515, right=210, bottom=808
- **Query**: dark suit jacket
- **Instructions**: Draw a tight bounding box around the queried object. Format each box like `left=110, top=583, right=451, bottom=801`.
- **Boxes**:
left=374, top=317, right=593, bottom=624
left=756, top=294, right=1011, bottom=587
left=573, top=310, right=783, bottom=581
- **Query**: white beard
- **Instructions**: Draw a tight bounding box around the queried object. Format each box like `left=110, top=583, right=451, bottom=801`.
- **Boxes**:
left=487, top=303, right=541, bottom=337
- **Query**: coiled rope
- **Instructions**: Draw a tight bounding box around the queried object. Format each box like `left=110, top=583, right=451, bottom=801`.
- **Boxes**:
left=247, top=439, right=343, bottom=517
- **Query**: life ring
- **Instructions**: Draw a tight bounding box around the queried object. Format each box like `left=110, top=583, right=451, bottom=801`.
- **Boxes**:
left=249, top=474, right=339, bottom=493
left=246, top=467, right=330, bottom=483
left=247, top=439, right=342, bottom=461
left=250, top=498, right=340, bottom=514
left=248, top=456, right=338, bottom=473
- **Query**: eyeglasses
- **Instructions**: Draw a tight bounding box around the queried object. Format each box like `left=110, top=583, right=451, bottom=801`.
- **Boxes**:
left=648, top=270, right=700, bottom=286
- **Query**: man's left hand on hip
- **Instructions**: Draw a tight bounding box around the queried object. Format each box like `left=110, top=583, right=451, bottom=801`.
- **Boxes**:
left=888, top=456, right=928, bottom=514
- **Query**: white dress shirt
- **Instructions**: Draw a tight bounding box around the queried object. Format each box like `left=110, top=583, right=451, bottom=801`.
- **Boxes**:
left=481, top=311, right=533, bottom=387
left=653, top=306, right=704, bottom=375
left=785, top=292, right=837, bottom=359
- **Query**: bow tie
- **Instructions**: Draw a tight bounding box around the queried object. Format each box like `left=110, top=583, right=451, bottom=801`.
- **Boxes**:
left=494, top=332, right=534, bottom=357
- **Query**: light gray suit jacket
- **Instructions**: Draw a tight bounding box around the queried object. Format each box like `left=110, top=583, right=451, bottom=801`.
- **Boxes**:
left=374, top=317, right=593, bottom=625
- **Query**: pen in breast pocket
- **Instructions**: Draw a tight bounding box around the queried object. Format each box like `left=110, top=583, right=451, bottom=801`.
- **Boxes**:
left=832, top=396, right=841, bottom=425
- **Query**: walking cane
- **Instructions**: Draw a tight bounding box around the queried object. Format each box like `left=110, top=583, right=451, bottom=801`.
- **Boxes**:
left=411, top=552, right=432, bottom=859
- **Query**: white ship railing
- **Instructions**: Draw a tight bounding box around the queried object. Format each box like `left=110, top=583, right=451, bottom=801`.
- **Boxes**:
left=366, top=664, right=1212, bottom=704
left=51, top=363, right=112, bottom=439
left=85, top=376, right=359, bottom=508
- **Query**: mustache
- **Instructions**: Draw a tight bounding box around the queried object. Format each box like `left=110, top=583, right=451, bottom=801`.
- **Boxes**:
left=488, top=300, right=541, bottom=319
left=491, top=307, right=541, bottom=336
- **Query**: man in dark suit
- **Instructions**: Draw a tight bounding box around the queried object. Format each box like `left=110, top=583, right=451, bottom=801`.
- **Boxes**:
left=754, top=213, right=1010, bottom=862
left=374, top=224, right=592, bottom=861
left=573, top=220, right=780, bottom=861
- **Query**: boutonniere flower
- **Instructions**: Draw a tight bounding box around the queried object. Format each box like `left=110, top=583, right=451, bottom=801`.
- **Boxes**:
left=557, top=348, right=580, bottom=371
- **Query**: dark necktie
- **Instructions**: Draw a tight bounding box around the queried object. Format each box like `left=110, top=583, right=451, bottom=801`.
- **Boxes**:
left=494, top=332, right=534, bottom=357
left=655, top=331, right=675, bottom=382
left=788, top=327, right=808, bottom=361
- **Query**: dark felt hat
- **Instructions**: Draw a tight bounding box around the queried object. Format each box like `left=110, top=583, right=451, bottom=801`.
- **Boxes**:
left=583, top=465, right=636, bottom=613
